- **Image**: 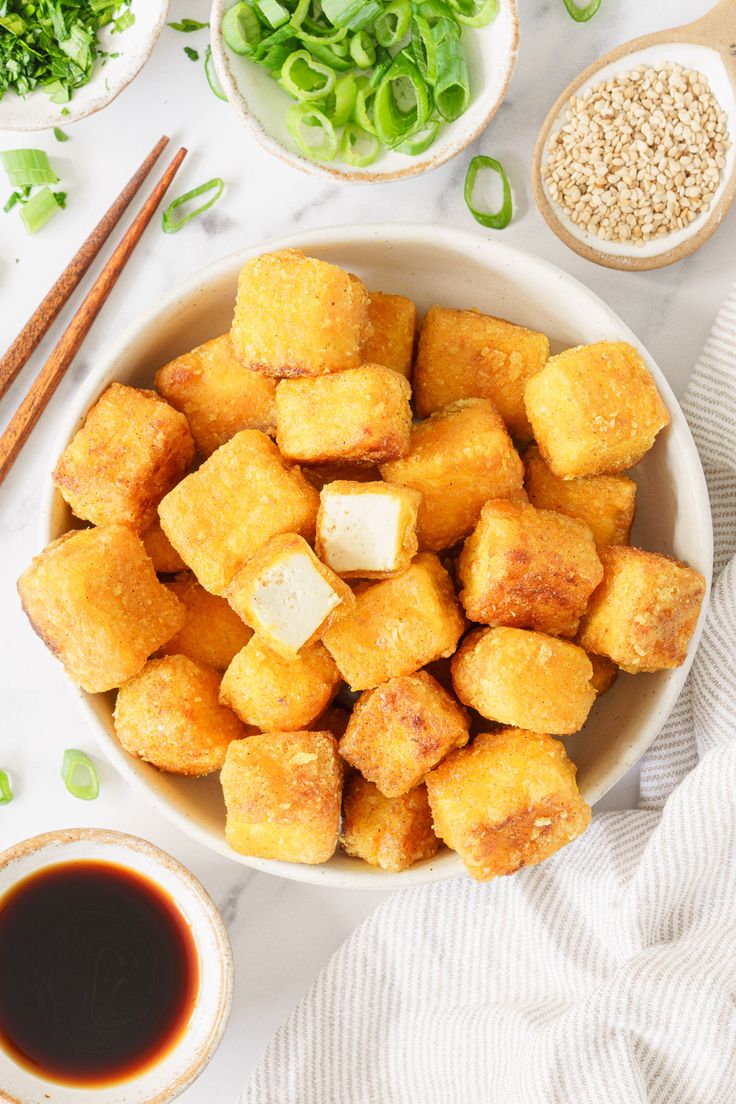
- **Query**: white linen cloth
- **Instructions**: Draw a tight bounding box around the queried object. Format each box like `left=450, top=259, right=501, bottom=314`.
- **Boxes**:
left=242, top=286, right=736, bottom=1104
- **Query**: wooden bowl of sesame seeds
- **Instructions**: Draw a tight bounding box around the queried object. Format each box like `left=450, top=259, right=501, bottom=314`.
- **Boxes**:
left=532, top=0, right=736, bottom=271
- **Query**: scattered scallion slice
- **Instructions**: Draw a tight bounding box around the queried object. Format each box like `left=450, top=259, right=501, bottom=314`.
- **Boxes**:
left=447, top=0, right=498, bottom=26
left=341, top=122, right=380, bottom=166
left=434, top=38, right=470, bottom=120
left=168, top=18, right=209, bottom=32
left=0, top=770, right=13, bottom=805
left=281, top=49, right=336, bottom=101
left=222, top=1, right=262, bottom=54
left=205, top=45, right=228, bottom=100
left=322, top=72, right=358, bottom=127
left=61, top=748, right=99, bottom=801
left=396, top=118, right=441, bottom=154
left=53, top=127, right=70, bottom=142
left=184, top=46, right=199, bottom=62
left=112, top=10, right=135, bottom=33
left=374, top=53, right=431, bottom=149
left=162, top=178, right=225, bottom=233
left=20, top=186, right=64, bottom=234
left=287, top=102, right=339, bottom=161
left=562, top=0, right=602, bottom=21
left=349, top=30, right=375, bottom=69
left=257, top=0, right=291, bottom=29
left=1, top=149, right=58, bottom=188
left=4, top=191, right=23, bottom=213
left=374, top=0, right=411, bottom=48
left=464, top=154, right=512, bottom=228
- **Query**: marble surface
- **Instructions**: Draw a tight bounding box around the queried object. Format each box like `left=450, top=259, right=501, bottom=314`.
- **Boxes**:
left=0, top=1, right=732, bottom=1100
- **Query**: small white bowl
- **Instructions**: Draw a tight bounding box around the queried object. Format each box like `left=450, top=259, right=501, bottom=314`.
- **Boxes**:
left=0, top=829, right=233, bottom=1104
left=209, top=0, right=518, bottom=183
left=0, top=0, right=169, bottom=132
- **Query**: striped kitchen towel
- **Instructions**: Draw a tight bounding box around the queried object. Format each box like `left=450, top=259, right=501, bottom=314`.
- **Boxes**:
left=242, top=285, right=736, bottom=1104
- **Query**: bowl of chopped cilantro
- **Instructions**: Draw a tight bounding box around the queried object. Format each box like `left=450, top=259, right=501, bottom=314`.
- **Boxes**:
left=0, top=0, right=169, bottom=131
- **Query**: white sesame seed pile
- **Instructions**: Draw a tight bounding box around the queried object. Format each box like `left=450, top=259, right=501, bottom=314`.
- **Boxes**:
left=544, top=63, right=730, bottom=245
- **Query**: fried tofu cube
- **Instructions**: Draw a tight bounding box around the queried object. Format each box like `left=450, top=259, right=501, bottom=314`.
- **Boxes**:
left=322, top=553, right=465, bottom=690
left=425, top=728, right=591, bottom=881
left=316, top=480, right=421, bottom=580
left=339, top=671, right=469, bottom=796
left=524, top=342, right=670, bottom=478
left=221, top=730, right=342, bottom=863
left=451, top=627, right=595, bottom=735
left=341, top=777, right=439, bottom=872
left=588, top=652, right=618, bottom=695
left=158, top=430, right=319, bottom=595
left=524, top=444, right=636, bottom=546
left=224, top=534, right=355, bottom=656
left=276, top=365, right=412, bottom=465
left=114, top=655, right=246, bottom=775
left=155, top=333, right=277, bottom=457
left=17, top=525, right=185, bottom=693
left=303, top=463, right=381, bottom=492
left=381, top=399, right=524, bottom=551
left=53, top=383, right=195, bottom=531
left=413, top=306, right=550, bottom=439
left=142, top=520, right=187, bottom=574
left=159, top=574, right=253, bottom=671
left=219, top=637, right=341, bottom=730
left=458, top=499, right=603, bottom=637
left=577, top=545, right=705, bottom=672
left=230, top=249, right=369, bottom=378
left=362, top=291, right=417, bottom=378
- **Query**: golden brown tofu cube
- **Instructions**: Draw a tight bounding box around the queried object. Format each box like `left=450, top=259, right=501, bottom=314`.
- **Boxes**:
left=339, top=671, right=469, bottom=796
left=362, top=291, right=417, bottom=378
left=142, top=520, right=187, bottom=574
left=276, top=365, right=412, bottom=465
left=230, top=249, right=369, bottom=378
left=219, top=637, right=341, bottom=730
left=158, top=430, right=319, bottom=595
left=451, top=627, right=595, bottom=735
left=53, top=383, right=195, bottom=531
left=381, top=399, right=524, bottom=551
left=322, top=553, right=464, bottom=690
left=524, top=444, right=636, bottom=546
left=114, top=655, right=246, bottom=775
left=159, top=574, right=253, bottom=671
left=588, top=652, right=618, bottom=695
left=316, top=480, right=421, bottom=580
left=457, top=499, right=603, bottom=637
left=425, top=728, right=591, bottom=881
left=221, top=730, right=342, bottom=863
left=524, top=342, right=670, bottom=478
left=413, top=306, right=550, bottom=439
left=577, top=545, right=705, bottom=672
left=341, top=777, right=439, bottom=872
left=155, top=333, right=277, bottom=458
left=224, top=533, right=355, bottom=657
left=17, top=525, right=185, bottom=694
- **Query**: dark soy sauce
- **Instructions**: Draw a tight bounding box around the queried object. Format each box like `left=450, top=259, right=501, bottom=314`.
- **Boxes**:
left=0, top=860, right=198, bottom=1086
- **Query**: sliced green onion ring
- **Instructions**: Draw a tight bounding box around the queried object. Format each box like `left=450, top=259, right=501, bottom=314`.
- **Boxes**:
left=287, top=102, right=339, bottom=160
left=447, top=0, right=498, bottom=26
left=0, top=770, right=13, bottom=805
left=1, top=149, right=57, bottom=188
left=349, top=30, right=375, bottom=68
left=20, top=187, right=63, bottom=234
left=374, top=53, right=431, bottom=149
left=205, top=45, right=228, bottom=100
left=321, top=0, right=382, bottom=31
left=296, top=16, right=348, bottom=44
left=340, top=122, right=380, bottom=166
left=354, top=77, right=378, bottom=135
left=396, top=117, right=441, bottom=154
left=257, top=0, right=291, bottom=28
left=434, top=38, right=470, bottom=120
left=61, top=749, right=99, bottom=801
left=305, top=41, right=353, bottom=71
left=162, top=178, right=225, bottom=234
left=464, top=154, right=512, bottom=228
left=321, top=72, right=357, bottom=127
left=411, top=15, right=438, bottom=82
left=281, top=49, right=336, bottom=100
left=374, top=0, right=411, bottom=48
left=562, top=0, right=602, bottom=21
left=222, top=1, right=262, bottom=54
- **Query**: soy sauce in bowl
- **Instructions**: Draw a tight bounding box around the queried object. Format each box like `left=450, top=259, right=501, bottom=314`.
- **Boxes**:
left=0, top=860, right=198, bottom=1087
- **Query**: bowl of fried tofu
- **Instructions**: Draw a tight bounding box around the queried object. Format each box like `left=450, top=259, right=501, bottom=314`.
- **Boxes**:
left=21, top=225, right=711, bottom=888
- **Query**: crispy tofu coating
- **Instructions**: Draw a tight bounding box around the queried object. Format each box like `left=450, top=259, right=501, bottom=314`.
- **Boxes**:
left=155, top=333, right=277, bottom=457
left=224, top=533, right=355, bottom=656
left=451, top=627, right=595, bottom=735
left=157, top=430, right=319, bottom=595
left=588, top=652, right=618, bottom=695
left=142, top=520, right=187, bottom=574
left=341, top=777, right=439, bottom=872
left=303, top=462, right=381, bottom=492
left=53, top=383, right=195, bottom=531
left=316, top=480, right=421, bottom=580
left=413, top=306, right=550, bottom=439
left=362, top=291, right=417, bottom=378
left=322, top=553, right=465, bottom=690
left=230, top=249, right=369, bottom=378
left=159, top=574, right=253, bottom=671
left=276, top=364, right=412, bottom=465
left=524, top=341, right=670, bottom=478
left=457, top=498, right=603, bottom=638
left=340, top=671, right=469, bottom=796
left=219, top=636, right=341, bottom=730
left=524, top=444, right=637, bottom=546
left=114, top=655, right=246, bottom=775
left=17, top=525, right=185, bottom=694
left=381, top=399, right=525, bottom=551
left=221, top=730, right=342, bottom=863
left=425, top=728, right=591, bottom=881
left=577, top=545, right=705, bottom=672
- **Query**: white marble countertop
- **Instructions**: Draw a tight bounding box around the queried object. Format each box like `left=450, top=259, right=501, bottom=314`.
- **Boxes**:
left=1, top=1, right=733, bottom=1100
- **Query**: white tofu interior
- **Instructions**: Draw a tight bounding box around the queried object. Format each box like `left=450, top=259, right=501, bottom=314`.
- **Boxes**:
left=320, top=493, right=403, bottom=574
left=251, top=551, right=340, bottom=652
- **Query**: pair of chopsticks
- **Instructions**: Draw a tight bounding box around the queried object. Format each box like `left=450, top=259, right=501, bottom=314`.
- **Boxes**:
left=0, top=136, right=188, bottom=488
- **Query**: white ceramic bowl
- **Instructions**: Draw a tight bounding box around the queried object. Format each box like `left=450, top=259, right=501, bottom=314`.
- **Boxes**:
left=0, top=0, right=169, bottom=132
left=0, top=828, right=233, bottom=1104
left=209, top=0, right=518, bottom=182
left=39, top=224, right=712, bottom=889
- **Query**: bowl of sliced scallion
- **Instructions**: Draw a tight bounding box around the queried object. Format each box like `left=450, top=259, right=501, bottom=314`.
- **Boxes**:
left=0, top=0, right=169, bottom=132
left=210, top=0, right=518, bottom=181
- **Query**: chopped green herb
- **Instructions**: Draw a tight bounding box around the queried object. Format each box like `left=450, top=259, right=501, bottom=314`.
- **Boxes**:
left=61, top=748, right=99, bottom=801
left=184, top=46, right=200, bottom=61
left=53, top=190, right=68, bottom=208
left=20, top=186, right=62, bottom=233
left=1, top=149, right=58, bottom=187
left=168, top=18, right=209, bottom=32
left=562, top=0, right=602, bottom=20
left=53, top=126, right=70, bottom=141
left=112, top=10, right=135, bottom=33
left=0, top=770, right=13, bottom=805
left=4, top=191, right=23, bottom=213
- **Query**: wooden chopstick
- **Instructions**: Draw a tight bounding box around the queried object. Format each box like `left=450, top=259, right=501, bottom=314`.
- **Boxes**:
left=0, top=146, right=188, bottom=489
left=0, top=135, right=170, bottom=401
